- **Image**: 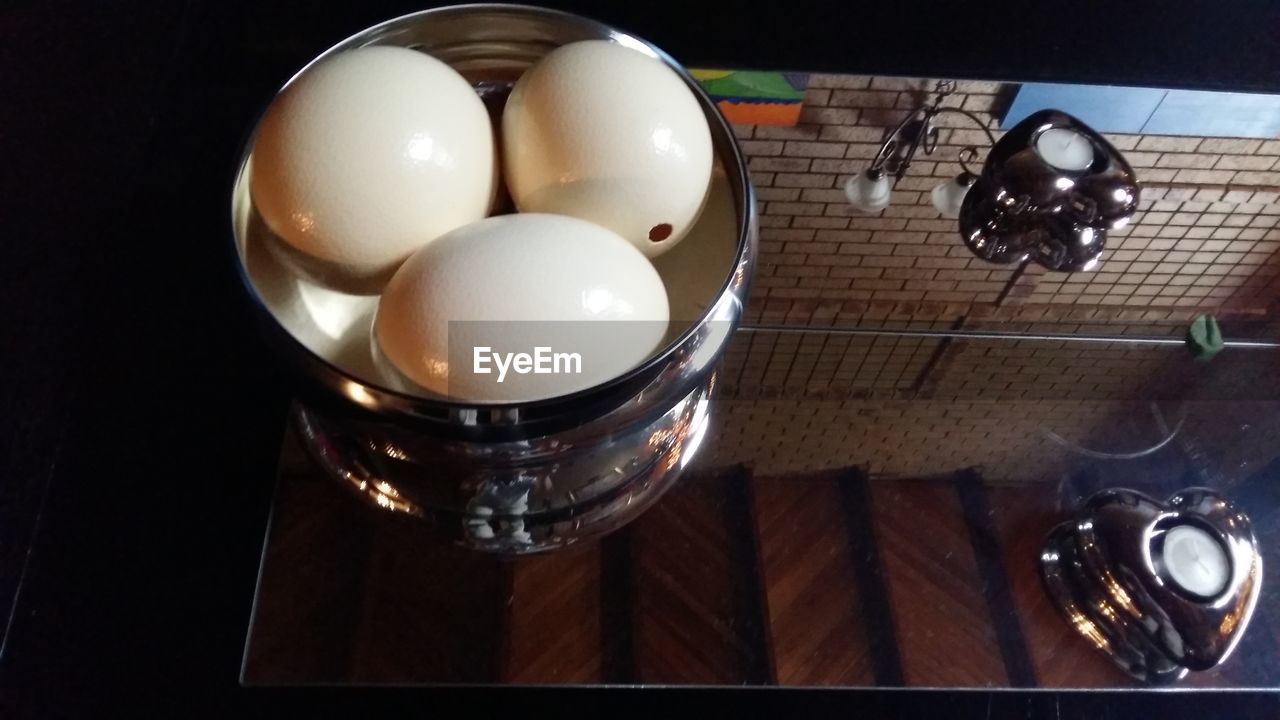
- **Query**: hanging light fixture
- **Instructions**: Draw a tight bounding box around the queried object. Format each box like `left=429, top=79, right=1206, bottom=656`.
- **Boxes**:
left=842, top=81, right=992, bottom=218
left=844, top=82, right=1140, bottom=272
left=930, top=175, right=975, bottom=218
left=929, top=147, right=979, bottom=218
left=844, top=168, right=892, bottom=212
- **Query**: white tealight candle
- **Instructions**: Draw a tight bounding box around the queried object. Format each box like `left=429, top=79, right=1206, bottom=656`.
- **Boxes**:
left=1034, top=128, right=1095, bottom=171
left=1162, top=525, right=1230, bottom=598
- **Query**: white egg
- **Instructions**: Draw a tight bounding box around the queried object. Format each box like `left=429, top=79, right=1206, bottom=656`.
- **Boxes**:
left=502, top=40, right=713, bottom=258
left=251, top=46, right=496, bottom=292
left=374, top=213, right=670, bottom=403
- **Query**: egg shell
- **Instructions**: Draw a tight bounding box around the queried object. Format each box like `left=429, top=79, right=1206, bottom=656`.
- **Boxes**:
left=374, top=213, right=671, bottom=403
left=251, top=46, right=496, bottom=291
left=502, top=40, right=713, bottom=258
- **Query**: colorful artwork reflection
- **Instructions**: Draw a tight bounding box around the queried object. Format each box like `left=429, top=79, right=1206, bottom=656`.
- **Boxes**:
left=690, top=70, right=809, bottom=126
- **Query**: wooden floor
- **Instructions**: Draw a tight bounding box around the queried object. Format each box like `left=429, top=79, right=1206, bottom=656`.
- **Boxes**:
left=242, top=442, right=1280, bottom=688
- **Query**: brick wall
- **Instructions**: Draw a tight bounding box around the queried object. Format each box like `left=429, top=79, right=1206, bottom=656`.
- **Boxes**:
left=735, top=74, right=1280, bottom=329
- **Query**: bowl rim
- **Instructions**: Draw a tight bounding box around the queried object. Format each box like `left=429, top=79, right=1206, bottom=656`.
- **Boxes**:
left=227, top=3, right=756, bottom=416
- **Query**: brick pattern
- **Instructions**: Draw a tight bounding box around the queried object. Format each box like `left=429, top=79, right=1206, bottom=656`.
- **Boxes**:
left=723, top=330, right=944, bottom=396
left=923, top=340, right=1170, bottom=401
left=699, top=397, right=1141, bottom=481
left=702, top=319, right=1280, bottom=481
left=737, top=74, right=1280, bottom=327
left=719, top=322, right=1280, bottom=404
left=696, top=396, right=1280, bottom=483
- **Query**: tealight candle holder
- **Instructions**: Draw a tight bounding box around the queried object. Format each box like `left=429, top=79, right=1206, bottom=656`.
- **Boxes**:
left=1039, top=487, right=1262, bottom=683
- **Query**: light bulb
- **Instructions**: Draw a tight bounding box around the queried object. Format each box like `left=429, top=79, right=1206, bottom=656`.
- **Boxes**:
left=930, top=173, right=975, bottom=218
left=844, top=170, right=891, bottom=213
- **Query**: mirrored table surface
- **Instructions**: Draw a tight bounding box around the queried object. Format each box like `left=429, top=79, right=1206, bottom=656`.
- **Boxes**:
left=242, top=326, right=1280, bottom=688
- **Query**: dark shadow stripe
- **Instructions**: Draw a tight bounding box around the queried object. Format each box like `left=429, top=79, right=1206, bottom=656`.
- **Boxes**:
left=496, top=560, right=515, bottom=681
left=955, top=469, right=1038, bottom=688
left=837, top=469, right=905, bottom=687
left=723, top=465, right=778, bottom=684
left=908, top=319, right=964, bottom=394
left=599, top=527, right=635, bottom=683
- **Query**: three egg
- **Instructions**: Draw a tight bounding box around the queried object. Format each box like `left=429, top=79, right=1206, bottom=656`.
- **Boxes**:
left=503, top=41, right=713, bottom=257
left=251, top=47, right=496, bottom=292
left=250, top=41, right=713, bottom=401
left=375, top=214, right=670, bottom=402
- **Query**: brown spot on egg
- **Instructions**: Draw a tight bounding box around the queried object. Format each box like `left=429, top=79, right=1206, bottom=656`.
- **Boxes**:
left=649, top=223, right=673, bottom=242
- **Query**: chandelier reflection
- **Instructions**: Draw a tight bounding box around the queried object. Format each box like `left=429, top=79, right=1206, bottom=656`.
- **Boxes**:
left=844, top=81, right=1140, bottom=273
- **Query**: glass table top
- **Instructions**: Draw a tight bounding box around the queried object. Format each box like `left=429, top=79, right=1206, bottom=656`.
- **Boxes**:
left=242, top=326, right=1280, bottom=688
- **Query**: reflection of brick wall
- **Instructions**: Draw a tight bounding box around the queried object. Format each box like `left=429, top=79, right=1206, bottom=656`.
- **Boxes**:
left=706, top=323, right=1280, bottom=481
left=924, top=340, right=1178, bottom=401
left=698, top=397, right=1280, bottom=484
left=718, top=328, right=1280, bottom=402
left=721, top=330, right=943, bottom=397
left=736, top=74, right=1280, bottom=327
left=699, top=397, right=1135, bottom=481
left=703, top=72, right=1280, bottom=485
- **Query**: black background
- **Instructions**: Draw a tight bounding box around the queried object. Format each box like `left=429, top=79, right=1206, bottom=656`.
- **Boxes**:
left=3, top=1, right=1280, bottom=715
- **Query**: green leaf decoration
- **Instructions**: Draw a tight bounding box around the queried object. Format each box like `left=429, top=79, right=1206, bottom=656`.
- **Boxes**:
left=1186, top=314, right=1225, bottom=361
